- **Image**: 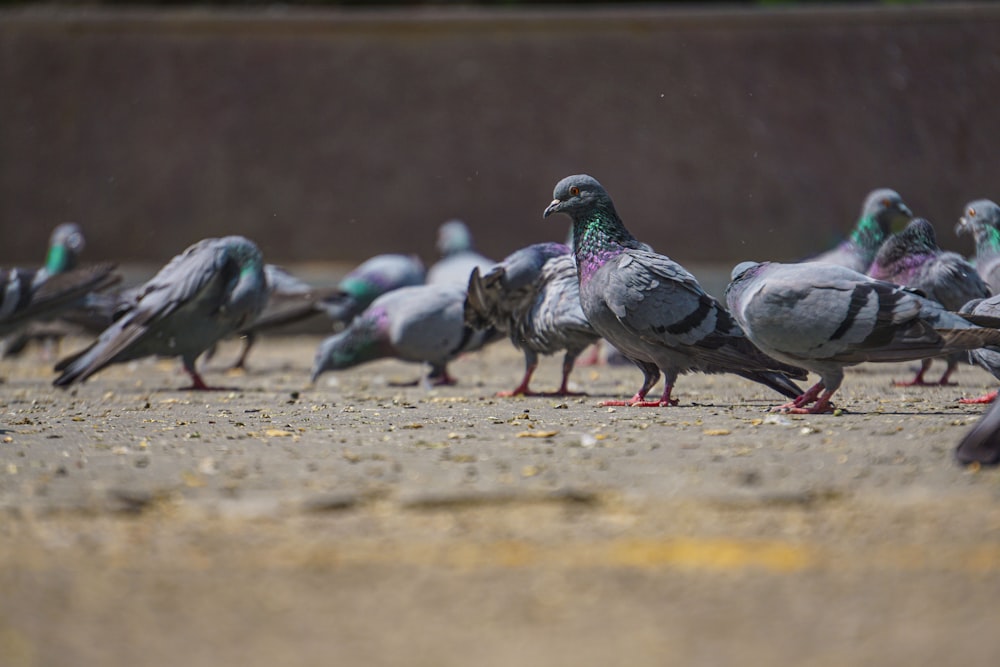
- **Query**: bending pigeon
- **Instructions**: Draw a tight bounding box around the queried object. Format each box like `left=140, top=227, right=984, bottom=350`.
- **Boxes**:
left=956, top=296, right=1000, bottom=405
left=312, top=283, right=498, bottom=386
left=809, top=188, right=913, bottom=272
left=426, top=220, right=493, bottom=286
left=212, top=264, right=341, bottom=370
left=465, top=242, right=600, bottom=396
left=955, top=396, right=1000, bottom=466
left=955, top=199, right=1000, bottom=292
left=53, top=236, right=268, bottom=389
left=726, top=261, right=1000, bottom=413
left=543, top=174, right=805, bottom=407
left=318, top=253, right=425, bottom=325
left=0, top=263, right=119, bottom=337
left=868, top=218, right=989, bottom=385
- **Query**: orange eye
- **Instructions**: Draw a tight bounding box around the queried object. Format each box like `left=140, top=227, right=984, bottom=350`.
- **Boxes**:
left=881, top=198, right=891, bottom=207
left=569, top=186, right=580, bottom=196
left=968, top=208, right=977, bottom=218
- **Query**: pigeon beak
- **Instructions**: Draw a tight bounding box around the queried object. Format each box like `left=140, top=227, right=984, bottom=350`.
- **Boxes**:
left=955, top=217, right=971, bottom=237
left=543, top=199, right=562, bottom=218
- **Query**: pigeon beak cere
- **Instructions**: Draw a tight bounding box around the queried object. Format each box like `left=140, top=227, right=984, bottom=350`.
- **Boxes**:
left=955, top=218, right=971, bottom=236
left=543, top=199, right=562, bottom=218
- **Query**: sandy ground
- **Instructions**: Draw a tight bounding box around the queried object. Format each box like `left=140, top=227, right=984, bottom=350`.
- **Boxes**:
left=2, top=335, right=1000, bottom=667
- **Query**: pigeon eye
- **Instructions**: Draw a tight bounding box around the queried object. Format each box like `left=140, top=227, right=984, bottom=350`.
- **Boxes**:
left=569, top=186, right=580, bottom=197
left=881, top=198, right=892, bottom=207
left=968, top=208, right=977, bottom=218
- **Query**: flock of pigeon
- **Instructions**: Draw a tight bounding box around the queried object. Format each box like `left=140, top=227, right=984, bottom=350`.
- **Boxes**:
left=4, top=174, right=1000, bottom=465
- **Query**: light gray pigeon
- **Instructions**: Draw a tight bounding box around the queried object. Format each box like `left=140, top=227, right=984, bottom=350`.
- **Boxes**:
left=53, top=236, right=268, bottom=389
left=809, top=188, right=913, bottom=272
left=955, top=393, right=1000, bottom=466
left=0, top=263, right=119, bottom=338
left=465, top=242, right=600, bottom=396
left=956, top=296, right=1000, bottom=405
left=955, top=199, right=1000, bottom=292
left=318, top=253, right=426, bottom=325
left=311, top=283, right=498, bottom=386
left=542, top=174, right=806, bottom=407
left=426, top=220, right=494, bottom=287
left=726, top=261, right=1000, bottom=413
left=867, top=218, right=990, bottom=385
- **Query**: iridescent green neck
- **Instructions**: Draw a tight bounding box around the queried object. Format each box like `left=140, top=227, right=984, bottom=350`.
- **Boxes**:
left=975, top=224, right=1000, bottom=261
left=44, top=245, right=71, bottom=274
left=572, top=204, right=636, bottom=255
left=848, top=213, right=888, bottom=253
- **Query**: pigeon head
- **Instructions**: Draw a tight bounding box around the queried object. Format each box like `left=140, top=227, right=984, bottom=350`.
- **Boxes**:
left=860, top=188, right=913, bottom=233
left=45, top=222, right=86, bottom=274
left=869, top=218, right=938, bottom=279
left=730, top=261, right=763, bottom=283
left=543, top=174, right=612, bottom=220
left=310, top=315, right=385, bottom=381
left=956, top=199, right=1000, bottom=240
left=437, top=220, right=473, bottom=257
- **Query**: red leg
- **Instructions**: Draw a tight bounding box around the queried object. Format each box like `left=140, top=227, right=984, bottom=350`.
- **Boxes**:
left=892, top=359, right=936, bottom=387
left=959, top=389, right=999, bottom=405
left=497, top=364, right=537, bottom=397
left=778, top=387, right=836, bottom=414
left=770, top=381, right=824, bottom=412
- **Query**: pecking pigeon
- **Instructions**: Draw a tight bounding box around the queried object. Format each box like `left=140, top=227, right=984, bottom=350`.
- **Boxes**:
left=542, top=174, right=806, bottom=407
left=318, top=253, right=426, bottom=325
left=53, top=236, right=268, bottom=389
left=868, top=218, right=989, bottom=386
left=726, top=261, right=1000, bottom=413
left=955, top=199, right=1000, bottom=292
left=426, top=220, right=494, bottom=287
left=465, top=242, right=601, bottom=396
left=809, top=188, right=913, bottom=272
left=311, top=283, right=498, bottom=386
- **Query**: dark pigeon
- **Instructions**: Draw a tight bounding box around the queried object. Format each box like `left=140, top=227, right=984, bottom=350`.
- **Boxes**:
left=465, top=242, right=600, bottom=396
left=318, top=253, right=426, bottom=325
left=868, top=218, right=990, bottom=386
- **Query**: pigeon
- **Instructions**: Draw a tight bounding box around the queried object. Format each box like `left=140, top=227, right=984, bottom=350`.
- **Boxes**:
left=318, top=253, right=426, bottom=325
left=0, top=263, right=120, bottom=338
left=809, top=188, right=913, bottom=272
left=867, top=218, right=990, bottom=386
left=465, top=242, right=601, bottom=396
left=542, top=174, right=806, bottom=407
left=53, top=236, right=268, bottom=389
left=956, top=296, right=1000, bottom=405
left=426, top=220, right=494, bottom=287
left=211, top=264, right=342, bottom=370
left=955, top=199, right=1000, bottom=292
left=311, top=283, right=498, bottom=386
left=2, top=222, right=91, bottom=356
left=955, top=395, right=1000, bottom=466
left=726, top=260, right=1000, bottom=414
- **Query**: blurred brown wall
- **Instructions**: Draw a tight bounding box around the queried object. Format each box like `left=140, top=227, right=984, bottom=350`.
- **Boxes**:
left=1, top=5, right=999, bottom=267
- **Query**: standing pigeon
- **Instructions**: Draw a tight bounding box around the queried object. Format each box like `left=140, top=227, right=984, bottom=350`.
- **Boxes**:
left=465, top=242, right=600, bottom=396
left=726, top=261, right=1000, bottom=413
left=955, top=199, right=1000, bottom=292
left=809, top=188, right=913, bottom=272
left=956, top=296, right=1000, bottom=405
left=867, top=218, right=990, bottom=385
left=318, top=253, right=426, bottom=325
left=426, top=220, right=494, bottom=287
left=955, top=395, right=1000, bottom=466
left=311, top=283, right=497, bottom=386
left=542, top=174, right=805, bottom=407
left=53, top=236, right=268, bottom=389
left=0, top=263, right=119, bottom=337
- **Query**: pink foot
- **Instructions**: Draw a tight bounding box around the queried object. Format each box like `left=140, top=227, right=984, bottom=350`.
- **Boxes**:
left=959, top=390, right=998, bottom=405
